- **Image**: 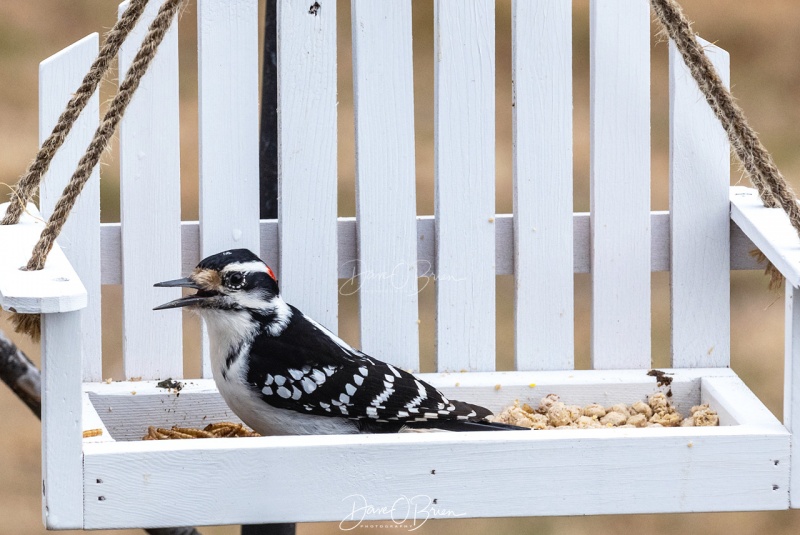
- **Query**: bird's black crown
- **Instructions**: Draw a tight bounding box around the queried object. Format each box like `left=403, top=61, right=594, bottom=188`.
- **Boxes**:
left=198, top=248, right=263, bottom=271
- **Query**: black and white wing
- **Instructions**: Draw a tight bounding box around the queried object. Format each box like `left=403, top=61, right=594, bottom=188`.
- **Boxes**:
left=244, top=306, right=491, bottom=429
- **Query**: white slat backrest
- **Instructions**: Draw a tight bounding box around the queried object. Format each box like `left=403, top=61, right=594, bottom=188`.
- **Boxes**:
left=119, top=1, right=182, bottom=380
left=434, top=0, right=496, bottom=373
left=198, top=0, right=260, bottom=377
left=39, top=36, right=99, bottom=529
left=512, top=0, right=574, bottom=371
left=352, top=0, right=420, bottom=372
left=277, top=0, right=338, bottom=332
left=39, top=34, right=102, bottom=382
left=589, top=0, right=651, bottom=369
left=669, top=38, right=730, bottom=368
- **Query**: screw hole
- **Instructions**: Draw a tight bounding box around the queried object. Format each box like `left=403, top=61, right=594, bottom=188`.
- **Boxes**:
left=773, top=485, right=780, bottom=491
left=96, top=478, right=103, bottom=484
left=774, top=460, right=780, bottom=466
left=432, top=498, right=438, bottom=504
left=431, top=470, right=436, bottom=475
left=98, top=496, right=106, bottom=501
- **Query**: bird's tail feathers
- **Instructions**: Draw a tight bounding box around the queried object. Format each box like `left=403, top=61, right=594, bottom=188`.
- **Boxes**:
left=406, top=420, right=529, bottom=432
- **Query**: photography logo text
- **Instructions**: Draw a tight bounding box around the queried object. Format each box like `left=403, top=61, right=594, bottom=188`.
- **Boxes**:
left=339, top=260, right=467, bottom=296
left=340, top=494, right=465, bottom=531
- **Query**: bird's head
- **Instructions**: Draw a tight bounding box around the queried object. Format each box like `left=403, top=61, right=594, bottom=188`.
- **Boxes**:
left=153, top=249, right=281, bottom=313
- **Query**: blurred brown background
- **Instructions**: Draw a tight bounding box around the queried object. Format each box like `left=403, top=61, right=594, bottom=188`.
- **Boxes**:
left=1, top=0, right=798, bottom=533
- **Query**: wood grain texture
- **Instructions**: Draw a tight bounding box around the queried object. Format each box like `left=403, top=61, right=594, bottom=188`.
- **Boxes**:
left=590, top=0, right=651, bottom=369
left=352, top=0, right=420, bottom=372
left=119, top=1, right=183, bottom=380
left=83, top=368, right=739, bottom=440
left=702, top=375, right=785, bottom=429
left=731, top=186, right=800, bottom=288
left=512, top=0, right=573, bottom=371
left=82, top=392, right=115, bottom=444
left=41, top=311, right=83, bottom=529
left=83, top=425, right=787, bottom=528
left=198, top=0, right=260, bottom=377
left=38, top=33, right=101, bottom=381
left=785, top=285, right=800, bottom=507
left=97, top=212, right=762, bottom=285
left=669, top=39, right=730, bottom=368
left=78, top=369, right=788, bottom=526
left=434, top=0, right=496, bottom=372
left=277, top=0, right=338, bottom=331
left=87, top=390, right=244, bottom=442
left=0, top=203, right=86, bottom=313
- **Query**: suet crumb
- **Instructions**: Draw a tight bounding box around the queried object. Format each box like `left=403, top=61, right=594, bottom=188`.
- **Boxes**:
left=496, top=393, right=719, bottom=430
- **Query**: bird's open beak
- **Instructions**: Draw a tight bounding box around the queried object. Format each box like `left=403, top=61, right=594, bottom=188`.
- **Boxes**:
left=153, top=277, right=210, bottom=310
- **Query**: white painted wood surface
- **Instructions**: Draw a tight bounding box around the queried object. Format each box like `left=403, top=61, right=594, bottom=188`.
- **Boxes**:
left=785, top=285, right=800, bottom=508
left=79, top=369, right=789, bottom=527
left=669, top=39, right=730, bottom=368
left=82, top=416, right=788, bottom=528
left=39, top=33, right=102, bottom=381
left=512, top=0, right=573, bottom=370
left=42, top=311, right=83, bottom=529
left=198, top=0, right=260, bottom=377
left=277, top=0, right=338, bottom=331
left=702, top=375, right=786, bottom=429
left=24, top=0, right=798, bottom=526
left=82, top=392, right=115, bottom=444
left=119, top=1, right=183, bottom=380
left=351, top=0, right=420, bottom=372
left=731, top=186, right=800, bottom=288
left=590, top=0, right=651, bottom=369
left=434, top=0, right=496, bottom=372
left=97, top=212, right=763, bottom=285
left=83, top=367, right=746, bottom=441
left=0, top=203, right=86, bottom=314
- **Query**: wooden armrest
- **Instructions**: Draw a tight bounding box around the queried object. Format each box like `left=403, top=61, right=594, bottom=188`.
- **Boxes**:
left=730, top=186, right=800, bottom=287
left=0, top=202, right=86, bottom=314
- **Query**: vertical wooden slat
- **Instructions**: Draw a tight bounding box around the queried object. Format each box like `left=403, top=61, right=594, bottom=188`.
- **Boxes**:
left=589, top=0, right=651, bottom=369
left=39, top=34, right=102, bottom=382
left=669, top=38, right=730, bottom=368
left=512, top=0, right=573, bottom=371
left=351, top=0, right=419, bottom=371
left=785, top=285, right=800, bottom=508
left=434, top=0, right=495, bottom=372
left=41, top=311, right=83, bottom=528
left=38, top=35, right=99, bottom=528
left=119, top=1, right=182, bottom=380
left=198, top=0, right=260, bottom=377
left=277, top=0, right=338, bottom=331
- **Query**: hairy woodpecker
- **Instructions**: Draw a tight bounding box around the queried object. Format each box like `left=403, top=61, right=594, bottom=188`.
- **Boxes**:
left=154, top=249, right=521, bottom=435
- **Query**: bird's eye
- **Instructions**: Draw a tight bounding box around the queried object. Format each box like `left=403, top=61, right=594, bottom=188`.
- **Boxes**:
left=227, top=272, right=245, bottom=289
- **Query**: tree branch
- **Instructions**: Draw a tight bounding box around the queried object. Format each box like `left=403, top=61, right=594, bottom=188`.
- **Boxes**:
left=0, top=329, right=41, bottom=417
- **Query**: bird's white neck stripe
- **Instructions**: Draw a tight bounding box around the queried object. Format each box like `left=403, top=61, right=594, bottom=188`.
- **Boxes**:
left=222, top=261, right=268, bottom=274
left=266, top=296, right=292, bottom=336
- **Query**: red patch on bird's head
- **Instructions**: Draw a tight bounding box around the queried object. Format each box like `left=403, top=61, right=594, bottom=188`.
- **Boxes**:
left=265, top=264, right=277, bottom=282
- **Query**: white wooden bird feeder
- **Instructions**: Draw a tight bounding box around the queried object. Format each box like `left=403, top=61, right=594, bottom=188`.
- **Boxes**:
left=0, top=0, right=798, bottom=530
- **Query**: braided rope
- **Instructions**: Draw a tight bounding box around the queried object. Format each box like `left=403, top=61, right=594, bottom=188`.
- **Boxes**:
left=1, top=0, right=149, bottom=226
left=24, top=0, right=185, bottom=271
left=651, top=0, right=800, bottom=236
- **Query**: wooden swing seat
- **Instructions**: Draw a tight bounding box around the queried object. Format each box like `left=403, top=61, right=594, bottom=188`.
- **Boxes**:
left=1, top=0, right=799, bottom=530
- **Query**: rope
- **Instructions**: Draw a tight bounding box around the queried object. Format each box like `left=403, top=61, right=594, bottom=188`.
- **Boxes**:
left=0, top=0, right=149, bottom=226
left=650, top=0, right=800, bottom=237
left=24, top=0, right=185, bottom=271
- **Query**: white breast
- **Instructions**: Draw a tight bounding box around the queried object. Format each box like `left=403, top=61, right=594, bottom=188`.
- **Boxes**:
left=200, top=309, right=359, bottom=436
